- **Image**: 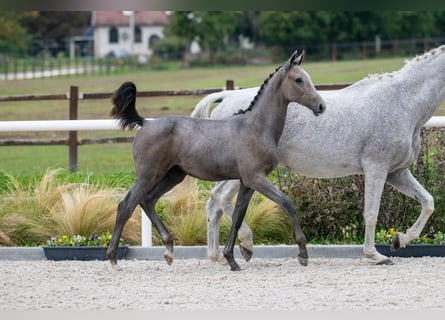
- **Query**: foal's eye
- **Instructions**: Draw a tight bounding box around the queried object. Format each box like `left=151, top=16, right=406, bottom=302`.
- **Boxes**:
left=295, top=78, right=303, bottom=84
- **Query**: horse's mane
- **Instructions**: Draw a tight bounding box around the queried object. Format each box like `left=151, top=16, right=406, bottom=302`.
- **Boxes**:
left=350, top=45, right=445, bottom=88
left=233, top=65, right=283, bottom=115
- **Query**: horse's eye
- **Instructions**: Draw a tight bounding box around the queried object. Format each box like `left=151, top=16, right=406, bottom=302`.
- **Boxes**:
left=295, top=78, right=303, bottom=84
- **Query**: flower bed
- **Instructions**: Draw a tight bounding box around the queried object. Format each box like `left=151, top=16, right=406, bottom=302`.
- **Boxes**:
left=42, top=231, right=128, bottom=261
left=375, top=228, right=445, bottom=257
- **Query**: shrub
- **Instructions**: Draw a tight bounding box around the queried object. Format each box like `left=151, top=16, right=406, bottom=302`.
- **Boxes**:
left=272, top=127, right=445, bottom=243
left=153, top=177, right=208, bottom=246
left=0, top=169, right=141, bottom=246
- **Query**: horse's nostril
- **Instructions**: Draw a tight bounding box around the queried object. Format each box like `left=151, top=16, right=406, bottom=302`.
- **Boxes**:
left=319, top=104, right=325, bottom=113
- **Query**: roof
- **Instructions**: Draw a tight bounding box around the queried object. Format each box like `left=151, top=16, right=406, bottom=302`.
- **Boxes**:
left=92, top=11, right=169, bottom=26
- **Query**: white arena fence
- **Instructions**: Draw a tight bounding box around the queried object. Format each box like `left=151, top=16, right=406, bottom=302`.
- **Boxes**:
left=1, top=82, right=444, bottom=248
left=1, top=116, right=444, bottom=248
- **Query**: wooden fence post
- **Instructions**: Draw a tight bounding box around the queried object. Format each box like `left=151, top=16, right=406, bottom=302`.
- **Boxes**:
left=331, top=43, right=337, bottom=62
left=68, top=86, right=79, bottom=172
left=226, top=79, right=234, bottom=90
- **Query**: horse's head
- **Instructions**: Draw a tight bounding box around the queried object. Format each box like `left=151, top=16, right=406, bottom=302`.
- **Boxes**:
left=282, top=50, right=326, bottom=116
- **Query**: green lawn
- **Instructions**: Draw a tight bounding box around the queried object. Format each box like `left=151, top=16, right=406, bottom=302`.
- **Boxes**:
left=1, top=56, right=444, bottom=176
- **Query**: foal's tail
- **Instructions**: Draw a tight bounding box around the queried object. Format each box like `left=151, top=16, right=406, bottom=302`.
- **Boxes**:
left=110, top=81, right=145, bottom=130
left=190, top=90, right=233, bottom=119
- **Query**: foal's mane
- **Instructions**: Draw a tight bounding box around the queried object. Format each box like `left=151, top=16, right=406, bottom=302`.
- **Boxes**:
left=233, top=65, right=283, bottom=115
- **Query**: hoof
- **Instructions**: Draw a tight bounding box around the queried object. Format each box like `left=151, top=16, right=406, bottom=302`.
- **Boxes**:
left=230, top=264, right=241, bottom=271
left=376, top=258, right=394, bottom=265
left=298, top=255, right=308, bottom=266
left=208, top=253, right=224, bottom=263
left=239, top=245, right=253, bottom=262
left=391, top=234, right=401, bottom=252
left=164, top=251, right=173, bottom=266
left=108, top=257, right=117, bottom=267
left=225, top=257, right=241, bottom=271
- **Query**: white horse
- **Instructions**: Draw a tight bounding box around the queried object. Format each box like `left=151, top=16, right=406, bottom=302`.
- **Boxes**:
left=191, top=45, right=445, bottom=265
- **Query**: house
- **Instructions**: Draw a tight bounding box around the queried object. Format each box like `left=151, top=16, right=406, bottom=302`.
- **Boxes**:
left=91, top=11, right=169, bottom=58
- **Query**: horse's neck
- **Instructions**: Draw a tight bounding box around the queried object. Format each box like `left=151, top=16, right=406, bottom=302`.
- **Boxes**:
left=397, top=63, right=445, bottom=126
left=246, top=79, right=289, bottom=142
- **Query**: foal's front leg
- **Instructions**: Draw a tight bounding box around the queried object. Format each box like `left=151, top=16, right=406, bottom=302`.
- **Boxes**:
left=248, top=176, right=308, bottom=266
left=223, top=184, right=255, bottom=271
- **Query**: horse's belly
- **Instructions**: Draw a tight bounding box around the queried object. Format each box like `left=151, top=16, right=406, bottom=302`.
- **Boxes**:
left=279, top=152, right=363, bottom=179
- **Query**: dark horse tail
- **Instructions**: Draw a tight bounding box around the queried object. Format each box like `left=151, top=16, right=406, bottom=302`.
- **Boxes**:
left=110, top=81, right=145, bottom=130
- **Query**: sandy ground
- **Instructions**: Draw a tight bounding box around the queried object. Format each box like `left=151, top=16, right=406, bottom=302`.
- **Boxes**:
left=1, top=257, right=445, bottom=311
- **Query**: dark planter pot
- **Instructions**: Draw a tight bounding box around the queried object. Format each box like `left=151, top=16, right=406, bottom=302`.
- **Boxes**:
left=375, top=244, right=445, bottom=257
left=43, top=245, right=129, bottom=261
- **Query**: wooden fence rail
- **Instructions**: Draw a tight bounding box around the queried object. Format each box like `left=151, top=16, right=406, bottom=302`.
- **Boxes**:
left=0, top=81, right=350, bottom=172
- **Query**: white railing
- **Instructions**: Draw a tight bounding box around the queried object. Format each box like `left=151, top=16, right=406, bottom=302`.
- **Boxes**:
left=1, top=115, right=445, bottom=247
left=0, top=118, right=156, bottom=246
left=1, top=116, right=444, bottom=132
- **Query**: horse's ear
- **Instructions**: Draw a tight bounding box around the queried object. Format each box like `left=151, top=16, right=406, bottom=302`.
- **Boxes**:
left=285, top=49, right=303, bottom=72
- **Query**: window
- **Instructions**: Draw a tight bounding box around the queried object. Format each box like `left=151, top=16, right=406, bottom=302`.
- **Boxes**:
left=109, top=26, right=118, bottom=43
left=134, top=26, right=142, bottom=43
left=148, top=34, right=160, bottom=49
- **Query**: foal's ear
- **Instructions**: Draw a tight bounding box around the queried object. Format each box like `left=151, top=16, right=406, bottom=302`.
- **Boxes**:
left=285, top=50, right=305, bottom=72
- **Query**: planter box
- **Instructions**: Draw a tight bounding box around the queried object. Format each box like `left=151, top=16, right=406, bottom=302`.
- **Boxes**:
left=43, top=245, right=129, bottom=261
left=375, top=244, right=445, bottom=258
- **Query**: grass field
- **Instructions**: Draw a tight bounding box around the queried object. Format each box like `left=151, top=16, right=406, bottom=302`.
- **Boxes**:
left=1, top=56, right=445, bottom=176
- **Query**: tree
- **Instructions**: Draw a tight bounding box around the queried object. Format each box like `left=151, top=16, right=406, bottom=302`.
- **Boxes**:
left=0, top=12, right=33, bottom=55
left=381, top=12, right=437, bottom=39
left=166, top=11, right=243, bottom=54
left=20, top=11, right=91, bottom=56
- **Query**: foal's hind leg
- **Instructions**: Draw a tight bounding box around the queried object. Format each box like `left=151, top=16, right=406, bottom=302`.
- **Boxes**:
left=108, top=180, right=150, bottom=266
left=140, top=167, right=187, bottom=265
left=386, top=168, right=435, bottom=250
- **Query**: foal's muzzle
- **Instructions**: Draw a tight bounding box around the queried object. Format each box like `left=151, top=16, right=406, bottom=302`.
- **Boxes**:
left=313, top=102, right=326, bottom=116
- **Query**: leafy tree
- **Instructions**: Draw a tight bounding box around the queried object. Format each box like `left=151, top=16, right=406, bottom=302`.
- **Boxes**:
left=381, top=11, right=437, bottom=39
left=0, top=12, right=33, bottom=55
left=20, top=11, right=91, bottom=56
left=166, top=11, right=243, bottom=53
left=258, top=12, right=323, bottom=47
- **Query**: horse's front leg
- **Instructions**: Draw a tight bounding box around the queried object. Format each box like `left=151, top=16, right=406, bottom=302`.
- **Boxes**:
left=362, top=169, right=393, bottom=265
left=386, top=168, right=435, bottom=250
left=223, top=184, right=255, bottom=271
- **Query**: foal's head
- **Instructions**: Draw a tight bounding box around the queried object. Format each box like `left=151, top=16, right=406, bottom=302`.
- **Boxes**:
left=281, top=50, right=326, bottom=116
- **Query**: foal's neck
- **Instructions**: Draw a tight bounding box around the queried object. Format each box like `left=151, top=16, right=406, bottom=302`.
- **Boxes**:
left=245, top=70, right=290, bottom=142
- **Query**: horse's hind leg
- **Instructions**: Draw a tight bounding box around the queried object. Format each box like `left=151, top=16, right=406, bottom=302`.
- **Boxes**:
left=140, top=166, right=187, bottom=265
left=386, top=168, right=434, bottom=250
left=206, top=194, right=225, bottom=262
left=223, top=183, right=255, bottom=271
left=207, top=180, right=254, bottom=262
